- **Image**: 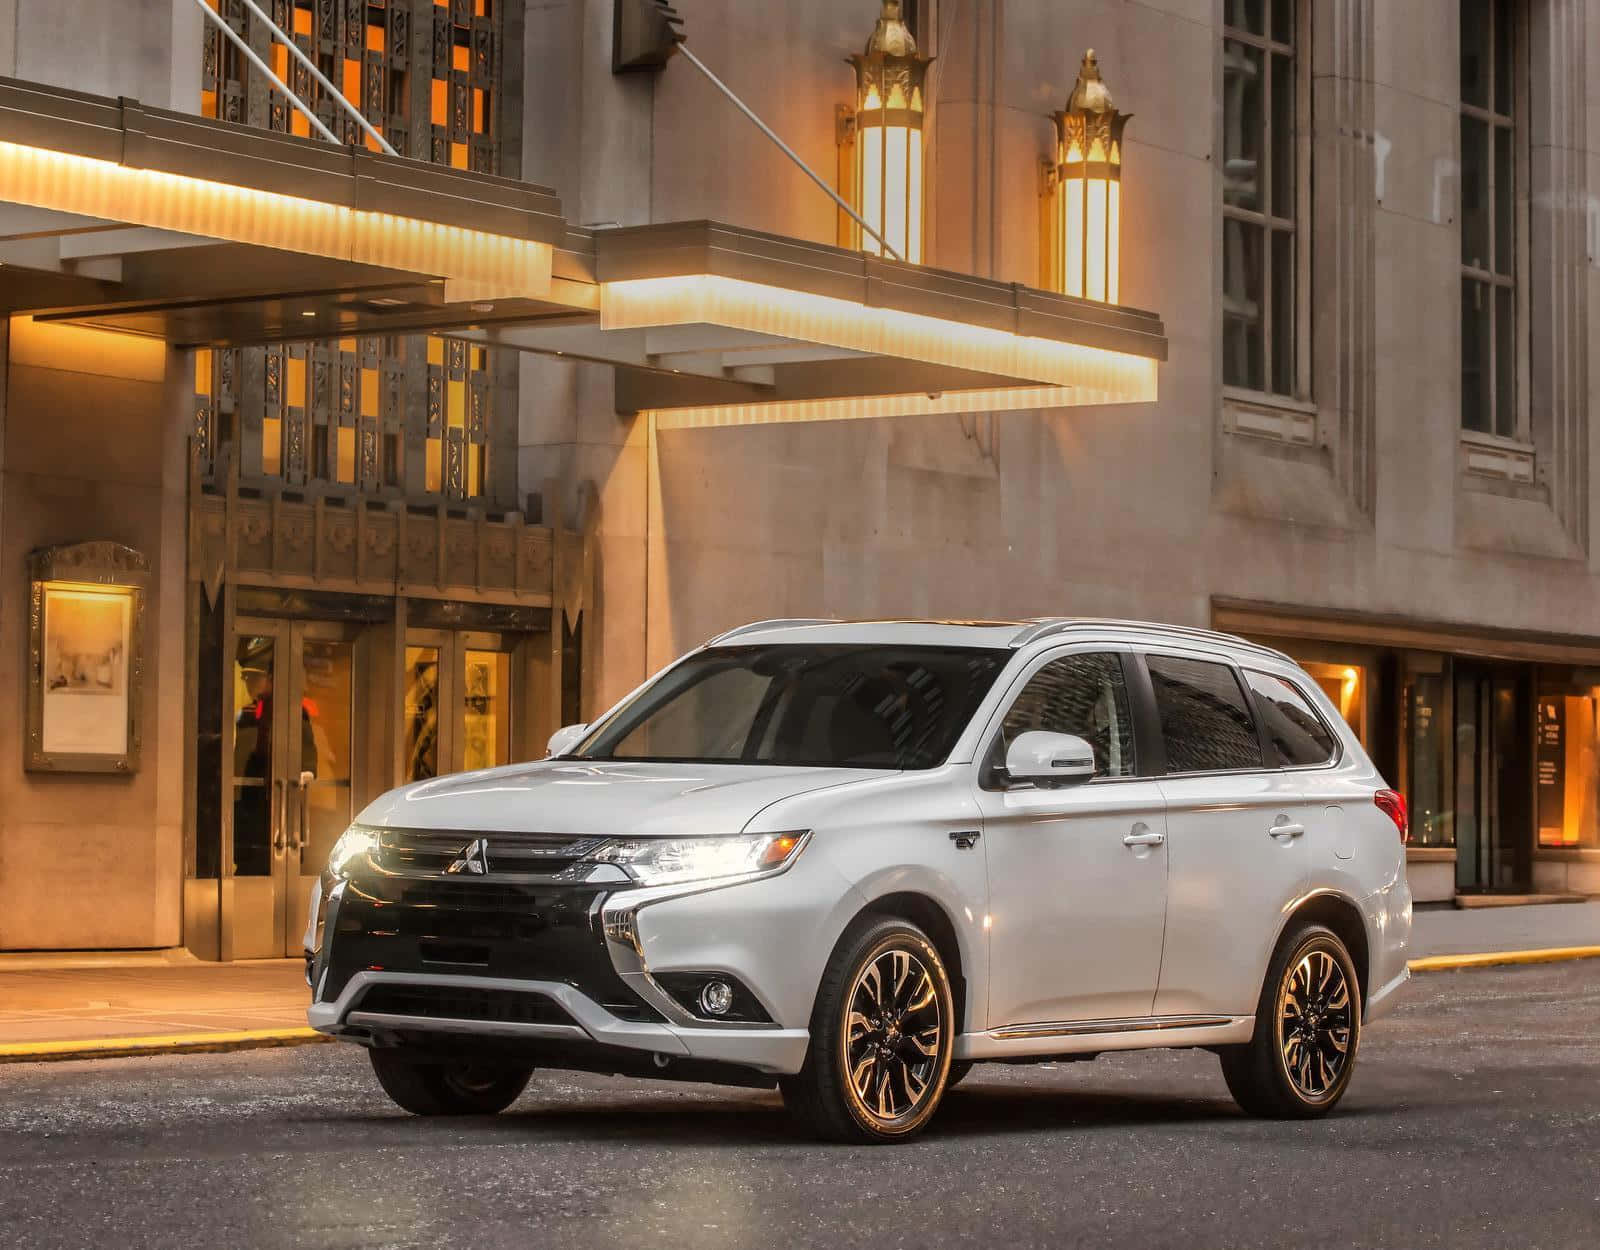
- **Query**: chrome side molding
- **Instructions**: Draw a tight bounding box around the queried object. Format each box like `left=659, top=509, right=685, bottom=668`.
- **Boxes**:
left=989, top=1014, right=1234, bottom=1041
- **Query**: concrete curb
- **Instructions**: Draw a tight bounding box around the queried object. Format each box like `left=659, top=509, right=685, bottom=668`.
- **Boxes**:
left=0, top=1027, right=333, bottom=1065
left=2, top=947, right=1597, bottom=1065
left=1407, top=945, right=1600, bottom=973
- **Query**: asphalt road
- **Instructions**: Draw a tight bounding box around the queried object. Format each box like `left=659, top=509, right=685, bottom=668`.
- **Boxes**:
left=1, top=963, right=1596, bottom=1250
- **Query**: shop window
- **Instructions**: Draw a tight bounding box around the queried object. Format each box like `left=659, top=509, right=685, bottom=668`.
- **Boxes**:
left=1535, top=672, right=1600, bottom=849
left=1403, top=667, right=1454, bottom=847
left=1301, top=660, right=1366, bottom=743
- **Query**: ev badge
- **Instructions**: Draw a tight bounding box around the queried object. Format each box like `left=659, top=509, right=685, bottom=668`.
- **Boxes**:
left=446, top=838, right=490, bottom=875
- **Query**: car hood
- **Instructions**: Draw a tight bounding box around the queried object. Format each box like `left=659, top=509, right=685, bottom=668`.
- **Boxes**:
left=356, top=759, right=892, bottom=837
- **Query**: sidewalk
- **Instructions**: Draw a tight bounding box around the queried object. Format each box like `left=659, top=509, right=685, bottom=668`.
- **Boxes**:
left=1, top=902, right=1596, bottom=1063
left=0, top=955, right=317, bottom=1062
left=1410, top=900, right=1600, bottom=959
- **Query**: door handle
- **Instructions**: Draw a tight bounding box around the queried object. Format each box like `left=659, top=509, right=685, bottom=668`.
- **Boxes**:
left=1122, top=829, right=1166, bottom=848
left=1269, top=821, right=1306, bottom=841
left=271, top=778, right=288, bottom=855
left=296, top=783, right=311, bottom=854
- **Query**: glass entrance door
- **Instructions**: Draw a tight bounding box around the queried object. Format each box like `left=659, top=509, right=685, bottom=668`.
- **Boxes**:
left=1455, top=663, right=1533, bottom=892
left=403, top=630, right=516, bottom=782
left=231, top=621, right=356, bottom=958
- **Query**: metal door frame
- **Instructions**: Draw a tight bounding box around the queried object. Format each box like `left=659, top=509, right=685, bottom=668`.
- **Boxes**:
left=1455, top=661, right=1535, bottom=893
left=227, top=617, right=360, bottom=958
left=402, top=628, right=519, bottom=781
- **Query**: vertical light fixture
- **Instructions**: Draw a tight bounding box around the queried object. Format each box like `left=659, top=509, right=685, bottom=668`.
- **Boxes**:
left=846, top=2, right=931, bottom=264
left=1049, top=50, right=1130, bottom=303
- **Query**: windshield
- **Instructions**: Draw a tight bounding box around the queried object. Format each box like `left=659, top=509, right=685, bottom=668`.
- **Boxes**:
left=575, top=644, right=1009, bottom=769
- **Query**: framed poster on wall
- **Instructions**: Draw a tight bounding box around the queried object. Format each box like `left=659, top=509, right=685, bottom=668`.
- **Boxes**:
left=25, top=542, right=148, bottom=773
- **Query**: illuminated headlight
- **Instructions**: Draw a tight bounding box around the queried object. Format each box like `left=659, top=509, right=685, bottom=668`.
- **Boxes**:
left=327, top=826, right=379, bottom=878
left=588, top=831, right=809, bottom=886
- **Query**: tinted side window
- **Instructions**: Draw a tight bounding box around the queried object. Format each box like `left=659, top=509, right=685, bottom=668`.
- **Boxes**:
left=998, top=653, right=1137, bottom=778
left=1243, top=670, right=1339, bottom=767
left=1146, top=655, right=1263, bottom=773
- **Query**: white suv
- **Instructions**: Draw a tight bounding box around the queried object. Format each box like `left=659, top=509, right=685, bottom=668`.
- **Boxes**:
left=307, top=619, right=1413, bottom=1142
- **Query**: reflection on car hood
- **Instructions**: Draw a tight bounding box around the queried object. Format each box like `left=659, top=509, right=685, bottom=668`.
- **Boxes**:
left=357, top=759, right=892, bottom=837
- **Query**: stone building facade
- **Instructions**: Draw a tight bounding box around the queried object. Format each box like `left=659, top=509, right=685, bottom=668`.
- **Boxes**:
left=0, top=0, right=1597, bottom=955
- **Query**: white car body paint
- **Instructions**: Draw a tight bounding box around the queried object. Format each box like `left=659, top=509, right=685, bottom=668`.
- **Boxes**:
left=309, top=618, right=1412, bottom=1079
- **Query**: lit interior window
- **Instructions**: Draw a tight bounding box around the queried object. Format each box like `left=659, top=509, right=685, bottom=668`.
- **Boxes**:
left=1302, top=661, right=1367, bottom=743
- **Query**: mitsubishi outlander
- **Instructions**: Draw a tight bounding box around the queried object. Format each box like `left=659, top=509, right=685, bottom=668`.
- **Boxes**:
left=306, top=618, right=1412, bottom=1142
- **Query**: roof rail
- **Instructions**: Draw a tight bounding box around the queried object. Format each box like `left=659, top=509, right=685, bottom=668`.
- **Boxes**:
left=707, top=618, right=838, bottom=646
left=1009, top=617, right=1291, bottom=662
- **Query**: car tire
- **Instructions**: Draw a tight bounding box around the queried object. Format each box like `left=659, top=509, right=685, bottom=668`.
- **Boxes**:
left=780, top=915, right=955, bottom=1144
left=369, top=1047, right=533, bottom=1116
left=1219, top=923, right=1362, bottom=1119
left=946, top=1060, right=975, bottom=1089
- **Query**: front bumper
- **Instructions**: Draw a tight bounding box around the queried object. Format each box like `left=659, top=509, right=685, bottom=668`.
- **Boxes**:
left=308, top=969, right=809, bottom=1074
left=306, top=868, right=812, bottom=1076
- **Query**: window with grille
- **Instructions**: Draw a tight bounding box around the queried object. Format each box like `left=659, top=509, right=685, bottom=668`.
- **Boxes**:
left=1221, top=0, right=1302, bottom=398
left=1458, top=0, right=1520, bottom=439
left=194, top=0, right=510, bottom=502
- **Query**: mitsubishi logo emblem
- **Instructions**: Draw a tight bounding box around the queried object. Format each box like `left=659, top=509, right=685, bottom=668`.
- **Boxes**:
left=446, top=838, right=490, bottom=875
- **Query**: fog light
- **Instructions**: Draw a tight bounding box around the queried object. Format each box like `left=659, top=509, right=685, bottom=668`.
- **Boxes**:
left=698, top=979, right=735, bottom=1017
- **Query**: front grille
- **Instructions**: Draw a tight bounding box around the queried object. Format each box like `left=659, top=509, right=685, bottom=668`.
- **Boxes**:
left=377, top=828, right=608, bottom=876
left=322, top=875, right=663, bottom=1023
left=354, top=984, right=578, bottom=1028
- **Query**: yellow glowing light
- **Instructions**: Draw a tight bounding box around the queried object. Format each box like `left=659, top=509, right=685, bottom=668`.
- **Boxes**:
left=1051, top=51, right=1127, bottom=304
left=9, top=316, right=166, bottom=381
left=601, top=274, right=1157, bottom=397
left=858, top=119, right=923, bottom=263
left=0, top=139, right=552, bottom=302
left=649, top=386, right=1141, bottom=430
left=849, top=4, right=929, bottom=264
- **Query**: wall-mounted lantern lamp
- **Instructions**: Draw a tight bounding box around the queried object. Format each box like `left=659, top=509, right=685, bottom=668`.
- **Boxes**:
left=837, top=2, right=931, bottom=264
left=1043, top=50, right=1130, bottom=303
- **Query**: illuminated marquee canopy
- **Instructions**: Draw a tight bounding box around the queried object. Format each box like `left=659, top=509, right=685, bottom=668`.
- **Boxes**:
left=0, top=78, right=1165, bottom=429
left=457, top=222, right=1166, bottom=428
left=0, top=78, right=566, bottom=336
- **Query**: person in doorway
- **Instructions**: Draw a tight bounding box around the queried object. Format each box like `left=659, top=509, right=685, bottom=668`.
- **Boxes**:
left=232, top=649, right=319, bottom=876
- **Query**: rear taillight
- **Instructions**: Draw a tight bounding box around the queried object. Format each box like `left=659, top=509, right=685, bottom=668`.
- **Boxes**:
left=1375, top=789, right=1409, bottom=845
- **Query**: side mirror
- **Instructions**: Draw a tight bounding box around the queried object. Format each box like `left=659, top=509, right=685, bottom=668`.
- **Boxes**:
left=546, top=723, right=589, bottom=758
left=1003, top=731, right=1097, bottom=788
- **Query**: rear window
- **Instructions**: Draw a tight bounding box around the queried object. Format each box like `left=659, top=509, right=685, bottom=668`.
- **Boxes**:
left=1146, top=654, right=1264, bottom=773
left=1243, top=669, right=1339, bottom=767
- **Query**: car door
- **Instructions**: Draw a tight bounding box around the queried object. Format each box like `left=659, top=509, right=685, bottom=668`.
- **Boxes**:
left=973, top=647, right=1169, bottom=1030
left=1144, top=651, right=1313, bottom=1019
